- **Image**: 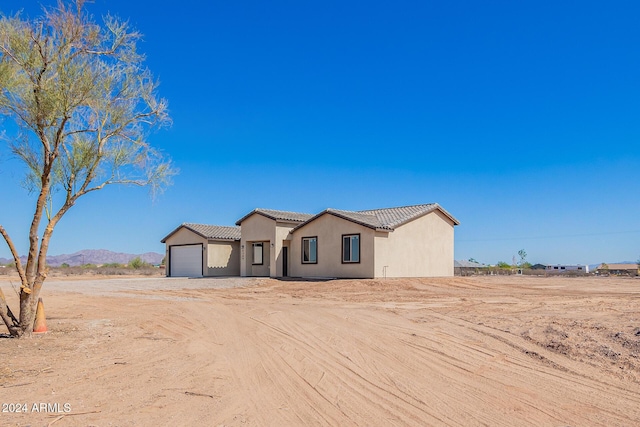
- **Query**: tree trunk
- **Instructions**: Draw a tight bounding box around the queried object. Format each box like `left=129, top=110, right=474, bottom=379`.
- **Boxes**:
left=18, top=292, right=37, bottom=337
left=0, top=276, right=43, bottom=338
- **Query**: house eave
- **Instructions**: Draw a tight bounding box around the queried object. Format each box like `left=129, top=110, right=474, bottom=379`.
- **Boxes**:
left=389, top=203, right=460, bottom=228
left=161, top=223, right=206, bottom=243
left=292, top=210, right=392, bottom=232
left=235, top=209, right=311, bottom=226
left=161, top=224, right=241, bottom=243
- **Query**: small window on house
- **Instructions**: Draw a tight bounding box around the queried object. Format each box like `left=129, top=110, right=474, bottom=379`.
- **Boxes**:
left=302, top=237, right=317, bottom=264
left=252, top=243, right=263, bottom=265
left=578, top=267, right=582, bottom=270
left=342, top=234, right=360, bottom=263
left=554, top=266, right=559, bottom=270
left=561, top=266, right=565, bottom=270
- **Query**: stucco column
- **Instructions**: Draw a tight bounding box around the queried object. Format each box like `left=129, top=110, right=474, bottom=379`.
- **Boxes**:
left=240, top=239, right=247, bottom=276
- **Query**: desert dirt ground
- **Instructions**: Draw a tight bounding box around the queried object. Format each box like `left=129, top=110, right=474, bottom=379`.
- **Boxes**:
left=1, top=274, right=640, bottom=426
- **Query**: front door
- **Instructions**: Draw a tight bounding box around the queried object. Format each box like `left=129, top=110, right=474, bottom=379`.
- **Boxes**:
left=282, top=247, right=288, bottom=277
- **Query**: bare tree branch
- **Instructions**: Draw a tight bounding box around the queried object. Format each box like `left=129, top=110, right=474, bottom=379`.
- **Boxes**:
left=0, top=226, right=27, bottom=287
left=0, top=288, right=20, bottom=336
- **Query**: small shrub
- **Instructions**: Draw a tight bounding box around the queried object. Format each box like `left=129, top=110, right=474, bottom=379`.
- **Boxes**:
left=103, top=262, right=124, bottom=268
left=128, top=257, right=149, bottom=269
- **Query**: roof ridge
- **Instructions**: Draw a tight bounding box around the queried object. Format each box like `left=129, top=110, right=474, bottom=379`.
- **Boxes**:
left=358, top=203, right=436, bottom=212
left=255, top=207, right=313, bottom=214
left=183, top=222, right=239, bottom=227
left=236, top=207, right=314, bottom=225
left=327, top=207, right=376, bottom=215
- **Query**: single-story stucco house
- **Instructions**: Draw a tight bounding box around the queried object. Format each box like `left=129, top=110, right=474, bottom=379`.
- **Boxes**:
left=161, top=203, right=459, bottom=279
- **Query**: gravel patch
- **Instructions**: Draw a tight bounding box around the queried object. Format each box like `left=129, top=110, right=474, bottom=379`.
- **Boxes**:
left=28, top=276, right=264, bottom=298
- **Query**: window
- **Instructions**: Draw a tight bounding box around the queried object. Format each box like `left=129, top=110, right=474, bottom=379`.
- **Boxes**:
left=342, top=234, right=360, bottom=263
left=252, top=242, right=263, bottom=265
left=302, top=237, right=317, bottom=264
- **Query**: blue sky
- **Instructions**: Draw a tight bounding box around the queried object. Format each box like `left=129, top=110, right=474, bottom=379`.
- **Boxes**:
left=1, top=0, right=639, bottom=265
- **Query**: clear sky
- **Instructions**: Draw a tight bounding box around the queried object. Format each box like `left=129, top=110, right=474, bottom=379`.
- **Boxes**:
left=1, top=0, right=639, bottom=266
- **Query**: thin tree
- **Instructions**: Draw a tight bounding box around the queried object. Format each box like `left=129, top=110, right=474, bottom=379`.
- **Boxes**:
left=0, top=1, right=175, bottom=337
left=517, top=249, right=527, bottom=267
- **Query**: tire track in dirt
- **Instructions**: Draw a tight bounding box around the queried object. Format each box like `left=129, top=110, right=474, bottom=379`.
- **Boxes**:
left=245, top=304, right=522, bottom=425
left=244, top=307, right=454, bottom=426
left=317, top=303, right=640, bottom=426
left=3, top=275, right=640, bottom=426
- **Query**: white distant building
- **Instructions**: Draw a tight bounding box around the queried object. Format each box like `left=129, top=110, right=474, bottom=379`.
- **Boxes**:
left=545, top=264, right=589, bottom=273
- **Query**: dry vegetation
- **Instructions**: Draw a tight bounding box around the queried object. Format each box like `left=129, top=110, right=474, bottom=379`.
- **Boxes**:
left=1, top=275, right=639, bottom=426
left=0, top=265, right=164, bottom=278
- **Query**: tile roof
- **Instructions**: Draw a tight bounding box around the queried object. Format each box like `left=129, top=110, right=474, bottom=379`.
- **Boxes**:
left=164, top=204, right=459, bottom=243
left=235, top=208, right=314, bottom=225
left=360, top=203, right=459, bottom=228
left=161, top=223, right=241, bottom=242
left=324, top=209, right=385, bottom=229
left=293, top=203, right=459, bottom=232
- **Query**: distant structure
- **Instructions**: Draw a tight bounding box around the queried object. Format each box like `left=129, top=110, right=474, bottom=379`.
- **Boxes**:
left=545, top=264, right=589, bottom=274
left=454, top=260, right=489, bottom=276
left=595, top=263, right=638, bottom=276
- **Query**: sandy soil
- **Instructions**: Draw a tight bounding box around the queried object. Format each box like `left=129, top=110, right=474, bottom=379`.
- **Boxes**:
left=1, top=274, right=639, bottom=426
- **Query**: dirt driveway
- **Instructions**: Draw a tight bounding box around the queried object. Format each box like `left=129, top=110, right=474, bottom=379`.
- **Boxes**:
left=1, top=275, right=639, bottom=426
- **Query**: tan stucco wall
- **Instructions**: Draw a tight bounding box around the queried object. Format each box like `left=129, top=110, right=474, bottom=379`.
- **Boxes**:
left=207, top=241, right=240, bottom=276
left=239, top=214, right=275, bottom=277
left=239, top=213, right=298, bottom=277
left=165, top=227, right=207, bottom=246
left=374, top=210, right=455, bottom=277
left=164, top=227, right=240, bottom=277
left=244, top=241, right=270, bottom=276
left=274, top=224, right=295, bottom=277
left=290, top=214, right=375, bottom=278
left=164, top=228, right=206, bottom=277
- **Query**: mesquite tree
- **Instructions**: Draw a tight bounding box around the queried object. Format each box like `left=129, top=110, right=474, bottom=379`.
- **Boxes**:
left=0, top=1, right=174, bottom=337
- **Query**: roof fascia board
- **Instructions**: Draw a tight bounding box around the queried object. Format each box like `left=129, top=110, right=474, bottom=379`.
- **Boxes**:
left=386, top=204, right=459, bottom=228
left=387, top=204, right=460, bottom=229
left=160, top=224, right=207, bottom=243
left=293, top=210, right=385, bottom=232
left=162, top=224, right=241, bottom=243
left=236, top=209, right=311, bottom=226
left=432, top=204, right=461, bottom=226
left=235, top=210, right=277, bottom=226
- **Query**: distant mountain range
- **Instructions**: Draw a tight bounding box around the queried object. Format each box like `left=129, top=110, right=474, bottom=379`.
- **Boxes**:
left=0, top=249, right=163, bottom=267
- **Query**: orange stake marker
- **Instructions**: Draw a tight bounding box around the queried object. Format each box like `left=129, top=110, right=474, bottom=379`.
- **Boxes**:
left=33, top=297, right=47, bottom=333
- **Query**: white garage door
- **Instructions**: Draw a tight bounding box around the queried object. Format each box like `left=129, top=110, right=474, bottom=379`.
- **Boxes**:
left=170, top=245, right=203, bottom=277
